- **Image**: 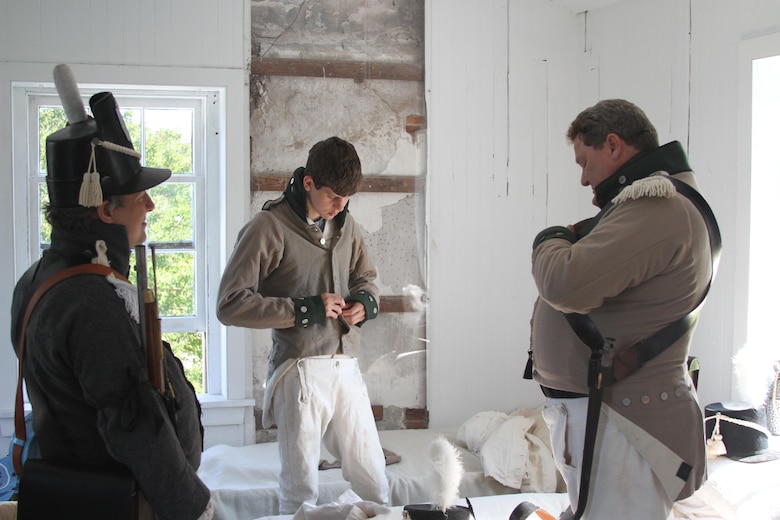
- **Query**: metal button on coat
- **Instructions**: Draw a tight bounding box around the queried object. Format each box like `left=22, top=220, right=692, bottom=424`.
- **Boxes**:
left=660, top=391, right=669, bottom=401
left=622, top=397, right=631, bottom=407
left=641, top=395, right=650, bottom=405
left=319, top=238, right=326, bottom=245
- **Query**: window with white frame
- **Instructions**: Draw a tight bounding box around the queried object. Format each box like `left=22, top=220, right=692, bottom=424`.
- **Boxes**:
left=735, top=33, right=780, bottom=403
left=14, top=85, right=222, bottom=394
left=746, top=54, right=780, bottom=363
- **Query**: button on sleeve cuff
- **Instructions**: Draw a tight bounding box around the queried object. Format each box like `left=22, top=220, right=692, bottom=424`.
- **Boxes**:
left=346, top=290, right=379, bottom=325
left=294, top=296, right=326, bottom=328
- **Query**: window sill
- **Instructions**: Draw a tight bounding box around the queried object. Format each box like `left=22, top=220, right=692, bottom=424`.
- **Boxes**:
left=198, top=395, right=256, bottom=448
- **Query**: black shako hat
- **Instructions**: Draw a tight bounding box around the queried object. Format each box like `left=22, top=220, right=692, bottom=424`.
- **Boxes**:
left=45, top=91, right=171, bottom=208
left=403, top=503, right=474, bottom=520
left=705, top=401, right=780, bottom=463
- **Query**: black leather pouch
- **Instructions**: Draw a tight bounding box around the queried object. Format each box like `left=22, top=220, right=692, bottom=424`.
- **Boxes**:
left=17, top=458, right=137, bottom=519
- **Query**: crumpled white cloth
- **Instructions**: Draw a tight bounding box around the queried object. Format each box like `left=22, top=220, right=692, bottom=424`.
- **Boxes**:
left=291, top=490, right=394, bottom=520
left=456, top=407, right=559, bottom=493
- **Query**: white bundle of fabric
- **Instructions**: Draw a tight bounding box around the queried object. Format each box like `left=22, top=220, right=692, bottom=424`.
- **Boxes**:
left=456, top=407, right=560, bottom=493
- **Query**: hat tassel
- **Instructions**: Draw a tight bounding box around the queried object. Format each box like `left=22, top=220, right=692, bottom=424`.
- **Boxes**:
left=79, top=142, right=103, bottom=207
left=706, top=413, right=727, bottom=459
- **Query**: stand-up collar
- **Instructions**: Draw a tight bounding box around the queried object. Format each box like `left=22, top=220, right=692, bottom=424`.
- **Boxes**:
left=594, top=141, right=692, bottom=208
left=46, top=220, right=132, bottom=276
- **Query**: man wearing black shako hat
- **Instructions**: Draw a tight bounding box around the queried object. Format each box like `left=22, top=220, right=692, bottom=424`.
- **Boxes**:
left=11, top=69, right=213, bottom=520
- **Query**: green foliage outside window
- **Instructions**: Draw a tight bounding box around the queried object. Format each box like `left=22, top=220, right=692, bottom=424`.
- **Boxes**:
left=37, top=103, right=204, bottom=393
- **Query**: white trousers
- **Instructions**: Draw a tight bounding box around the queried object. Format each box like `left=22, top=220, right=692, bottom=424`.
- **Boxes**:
left=272, top=356, right=390, bottom=514
left=543, top=398, right=672, bottom=520
left=543, top=398, right=739, bottom=520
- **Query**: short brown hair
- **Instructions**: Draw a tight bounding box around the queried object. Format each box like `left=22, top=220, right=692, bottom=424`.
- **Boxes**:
left=305, top=137, right=362, bottom=196
left=567, top=99, right=659, bottom=151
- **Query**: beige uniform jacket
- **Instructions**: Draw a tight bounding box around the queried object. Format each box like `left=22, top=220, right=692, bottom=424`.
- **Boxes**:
left=216, top=195, right=379, bottom=380
left=530, top=171, right=713, bottom=501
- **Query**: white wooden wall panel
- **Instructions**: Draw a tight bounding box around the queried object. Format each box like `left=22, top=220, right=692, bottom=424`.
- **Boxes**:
left=138, top=0, right=158, bottom=65
left=579, top=0, right=691, bottom=142
left=426, top=0, right=507, bottom=427
left=687, top=0, right=743, bottom=409
left=427, top=0, right=579, bottom=427
left=0, top=0, right=245, bottom=69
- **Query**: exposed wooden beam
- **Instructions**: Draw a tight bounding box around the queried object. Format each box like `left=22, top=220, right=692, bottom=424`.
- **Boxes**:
left=251, top=57, right=424, bottom=82
left=379, top=295, right=408, bottom=314
left=251, top=173, right=425, bottom=194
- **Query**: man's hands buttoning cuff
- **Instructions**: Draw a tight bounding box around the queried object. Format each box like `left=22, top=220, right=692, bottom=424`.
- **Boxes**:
left=346, top=290, right=379, bottom=324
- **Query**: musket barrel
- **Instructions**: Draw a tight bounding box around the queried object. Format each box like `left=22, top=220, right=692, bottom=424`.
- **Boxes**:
left=135, top=244, right=164, bottom=393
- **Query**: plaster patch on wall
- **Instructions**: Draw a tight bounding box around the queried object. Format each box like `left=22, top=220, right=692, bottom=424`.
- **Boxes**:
left=250, top=76, right=424, bottom=176
left=360, top=194, right=425, bottom=293
left=250, top=191, right=282, bottom=215
left=347, top=192, right=405, bottom=233
left=360, top=309, right=427, bottom=408
left=383, top=133, right=427, bottom=175
left=251, top=328, right=274, bottom=427
left=364, top=349, right=426, bottom=406
left=251, top=0, right=424, bottom=62
left=247, top=0, right=427, bottom=438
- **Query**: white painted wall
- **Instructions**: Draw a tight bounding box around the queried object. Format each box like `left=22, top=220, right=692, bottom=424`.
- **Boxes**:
left=425, top=0, right=580, bottom=427
left=0, top=0, right=254, bottom=451
left=426, top=0, right=780, bottom=427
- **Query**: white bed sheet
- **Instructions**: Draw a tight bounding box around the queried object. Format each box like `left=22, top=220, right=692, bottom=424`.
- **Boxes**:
left=198, top=428, right=519, bottom=520
left=698, top=436, right=780, bottom=519
left=200, top=424, right=780, bottom=520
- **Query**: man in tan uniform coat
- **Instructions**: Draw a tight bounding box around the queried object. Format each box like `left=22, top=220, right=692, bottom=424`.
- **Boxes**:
left=529, top=100, right=717, bottom=519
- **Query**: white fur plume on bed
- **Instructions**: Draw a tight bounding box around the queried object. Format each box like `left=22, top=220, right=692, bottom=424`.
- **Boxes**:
left=428, top=436, right=464, bottom=511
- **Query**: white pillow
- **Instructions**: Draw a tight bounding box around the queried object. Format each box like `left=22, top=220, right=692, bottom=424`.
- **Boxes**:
left=455, top=411, right=509, bottom=454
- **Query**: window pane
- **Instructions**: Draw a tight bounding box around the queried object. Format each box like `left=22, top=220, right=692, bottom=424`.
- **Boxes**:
left=39, top=183, right=51, bottom=250
left=163, top=331, right=205, bottom=393
left=147, top=183, right=194, bottom=243
left=126, top=250, right=194, bottom=316
left=27, top=91, right=209, bottom=397
left=38, top=107, right=67, bottom=173
left=120, top=108, right=142, bottom=150
left=154, top=251, right=195, bottom=317
left=145, top=109, right=193, bottom=174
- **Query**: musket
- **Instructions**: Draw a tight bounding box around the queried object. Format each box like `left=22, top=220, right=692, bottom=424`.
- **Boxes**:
left=136, top=244, right=165, bottom=393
